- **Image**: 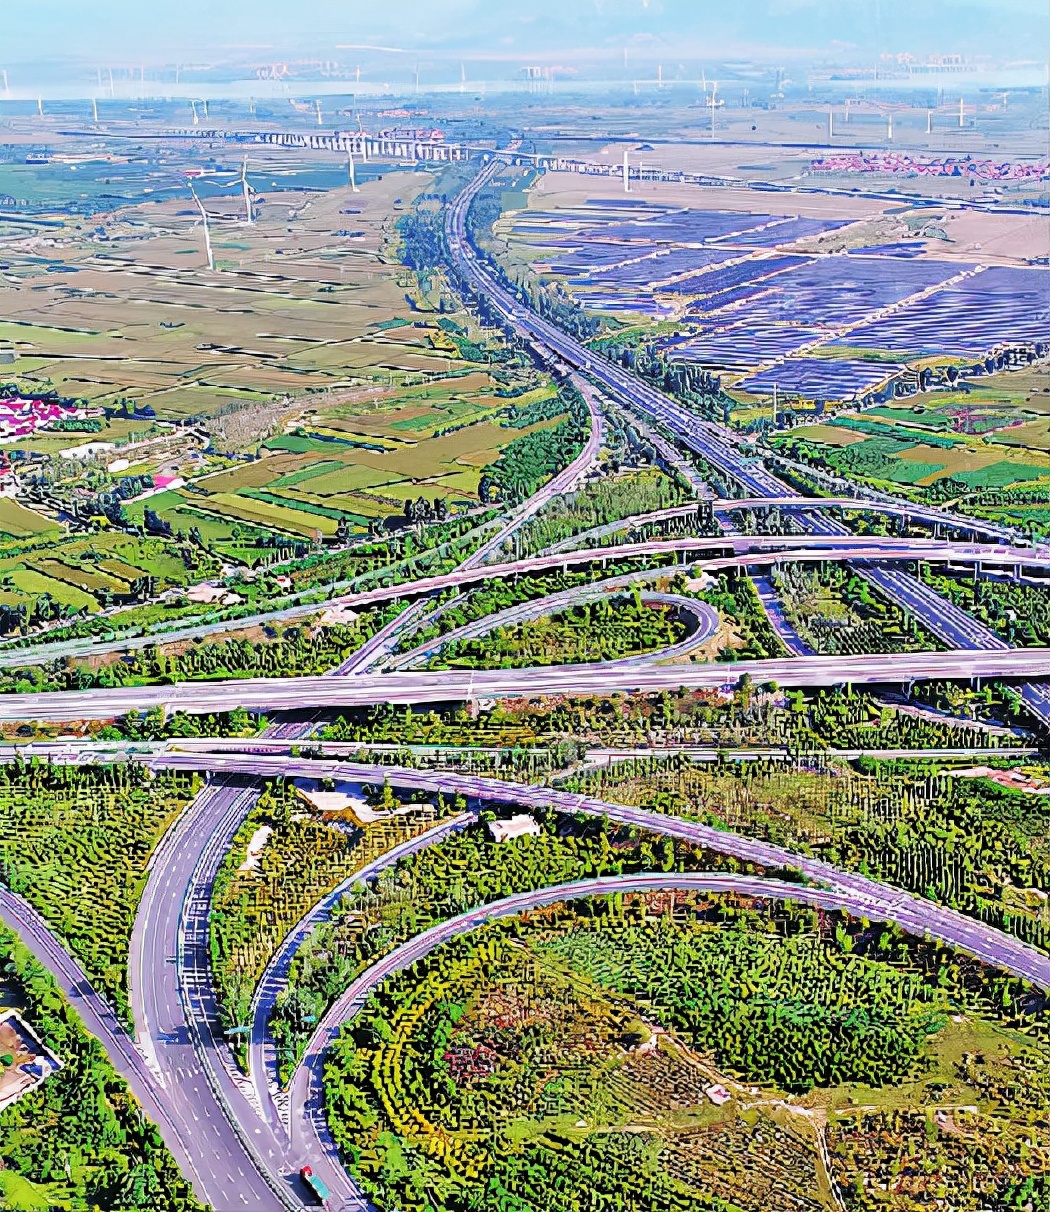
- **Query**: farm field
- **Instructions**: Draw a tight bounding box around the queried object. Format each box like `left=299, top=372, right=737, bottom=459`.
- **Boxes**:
left=0, top=526, right=214, bottom=625
left=770, top=365, right=1050, bottom=494
left=0, top=167, right=477, bottom=422
left=135, top=372, right=565, bottom=536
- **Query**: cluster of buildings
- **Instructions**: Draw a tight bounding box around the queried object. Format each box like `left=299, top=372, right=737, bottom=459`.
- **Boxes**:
left=0, top=395, right=100, bottom=443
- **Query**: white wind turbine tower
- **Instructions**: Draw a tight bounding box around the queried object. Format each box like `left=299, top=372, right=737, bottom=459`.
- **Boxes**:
left=240, top=157, right=253, bottom=222
left=709, top=81, right=718, bottom=137
left=189, top=183, right=214, bottom=271
left=191, top=99, right=199, bottom=126
left=347, top=148, right=359, bottom=192
left=315, top=99, right=322, bottom=125
left=92, top=97, right=99, bottom=124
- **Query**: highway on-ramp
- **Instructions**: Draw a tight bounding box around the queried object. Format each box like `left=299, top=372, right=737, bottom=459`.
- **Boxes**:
left=283, top=868, right=1050, bottom=1180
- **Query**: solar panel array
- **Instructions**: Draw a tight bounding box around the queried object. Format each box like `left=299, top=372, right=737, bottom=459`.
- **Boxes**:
left=507, top=201, right=1050, bottom=398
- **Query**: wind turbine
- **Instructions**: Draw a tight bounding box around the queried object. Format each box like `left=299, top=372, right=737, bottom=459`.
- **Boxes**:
left=709, top=81, right=718, bottom=137
left=189, top=184, right=214, bottom=271
left=191, top=99, right=199, bottom=126
left=92, top=97, right=99, bottom=124
left=240, top=157, right=253, bottom=223
left=347, top=148, right=359, bottom=192
left=315, top=99, right=322, bottom=125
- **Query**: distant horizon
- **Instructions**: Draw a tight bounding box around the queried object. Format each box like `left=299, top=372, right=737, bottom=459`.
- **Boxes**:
left=2, top=0, right=1047, bottom=77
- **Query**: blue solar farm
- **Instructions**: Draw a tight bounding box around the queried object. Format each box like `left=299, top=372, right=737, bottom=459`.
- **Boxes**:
left=507, top=197, right=1050, bottom=402
left=739, top=358, right=902, bottom=398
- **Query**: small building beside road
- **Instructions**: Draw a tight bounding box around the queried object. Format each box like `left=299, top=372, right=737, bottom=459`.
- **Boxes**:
left=0, top=1010, right=62, bottom=1112
left=487, top=814, right=541, bottom=843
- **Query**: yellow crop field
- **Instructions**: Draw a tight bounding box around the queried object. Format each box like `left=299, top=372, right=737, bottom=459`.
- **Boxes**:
left=0, top=499, right=60, bottom=538
left=200, top=493, right=339, bottom=538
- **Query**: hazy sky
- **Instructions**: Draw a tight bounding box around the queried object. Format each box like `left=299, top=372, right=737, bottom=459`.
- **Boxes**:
left=3, top=0, right=1046, bottom=65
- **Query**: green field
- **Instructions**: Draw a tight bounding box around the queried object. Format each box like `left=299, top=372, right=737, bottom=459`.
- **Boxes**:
left=0, top=498, right=60, bottom=538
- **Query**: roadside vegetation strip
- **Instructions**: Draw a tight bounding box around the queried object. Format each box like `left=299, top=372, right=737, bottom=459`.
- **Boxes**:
left=0, top=604, right=407, bottom=695
left=0, top=762, right=196, bottom=1027
left=423, top=591, right=696, bottom=671
left=209, top=778, right=451, bottom=1066
left=772, top=561, right=946, bottom=657
left=265, top=815, right=711, bottom=1083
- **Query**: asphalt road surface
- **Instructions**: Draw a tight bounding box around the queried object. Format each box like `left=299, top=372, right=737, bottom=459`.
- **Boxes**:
left=2, top=645, right=1048, bottom=720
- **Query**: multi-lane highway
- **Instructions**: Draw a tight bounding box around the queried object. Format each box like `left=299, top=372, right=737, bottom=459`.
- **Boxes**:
left=0, top=156, right=1047, bottom=1212
left=4, top=732, right=1049, bottom=1210
left=545, top=498, right=1039, bottom=556
left=113, top=393, right=615, bottom=1211
left=444, top=159, right=1050, bottom=727
left=0, top=886, right=215, bottom=1197
left=1, top=645, right=1048, bottom=721
left=128, top=777, right=298, bottom=1210
left=0, top=532, right=1041, bottom=673
left=0, top=530, right=1040, bottom=685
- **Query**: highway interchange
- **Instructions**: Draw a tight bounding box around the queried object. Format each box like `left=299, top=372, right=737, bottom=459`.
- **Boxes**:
left=0, top=157, right=1049, bottom=1211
